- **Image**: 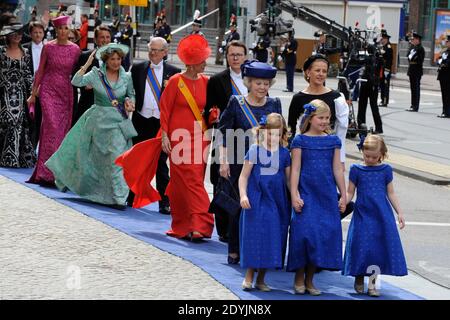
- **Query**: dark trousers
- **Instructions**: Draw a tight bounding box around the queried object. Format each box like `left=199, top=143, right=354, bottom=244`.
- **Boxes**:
left=228, top=163, right=243, bottom=255
left=30, top=98, right=42, bottom=150
left=212, top=170, right=230, bottom=240
left=380, top=72, right=391, bottom=105
left=409, top=73, right=422, bottom=110
left=358, top=82, right=383, bottom=133
left=285, top=62, right=295, bottom=91
left=439, top=78, right=450, bottom=116
left=128, top=112, right=170, bottom=207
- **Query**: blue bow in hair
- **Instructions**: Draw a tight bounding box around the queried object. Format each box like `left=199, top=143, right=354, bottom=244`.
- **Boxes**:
left=357, top=134, right=366, bottom=151
left=303, top=103, right=317, bottom=116
left=259, top=115, right=268, bottom=126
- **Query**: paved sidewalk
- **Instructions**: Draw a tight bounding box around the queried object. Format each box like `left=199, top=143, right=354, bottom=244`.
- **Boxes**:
left=0, top=174, right=237, bottom=300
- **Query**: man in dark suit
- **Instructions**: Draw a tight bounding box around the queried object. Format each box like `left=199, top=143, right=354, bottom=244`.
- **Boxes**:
left=379, top=30, right=393, bottom=107
left=204, top=40, right=248, bottom=244
left=72, top=25, right=112, bottom=126
left=129, top=36, right=181, bottom=214
left=23, top=21, right=45, bottom=150
left=406, top=32, right=425, bottom=112
left=280, top=31, right=297, bottom=92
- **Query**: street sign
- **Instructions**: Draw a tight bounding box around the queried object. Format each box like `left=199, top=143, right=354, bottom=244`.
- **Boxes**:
left=118, top=0, right=148, bottom=7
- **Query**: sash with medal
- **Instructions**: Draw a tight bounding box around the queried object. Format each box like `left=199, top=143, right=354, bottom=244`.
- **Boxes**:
left=177, top=77, right=207, bottom=132
left=236, top=95, right=258, bottom=127
left=98, top=71, right=128, bottom=119
left=146, top=66, right=161, bottom=106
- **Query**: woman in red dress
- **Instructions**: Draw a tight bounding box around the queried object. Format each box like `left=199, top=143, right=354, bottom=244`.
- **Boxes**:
left=160, top=35, right=214, bottom=240
left=117, top=35, right=214, bottom=241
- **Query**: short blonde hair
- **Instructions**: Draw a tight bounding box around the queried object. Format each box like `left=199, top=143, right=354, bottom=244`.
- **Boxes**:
left=243, top=76, right=276, bottom=90
left=299, top=99, right=331, bottom=134
left=254, top=113, right=290, bottom=147
left=362, top=134, right=388, bottom=162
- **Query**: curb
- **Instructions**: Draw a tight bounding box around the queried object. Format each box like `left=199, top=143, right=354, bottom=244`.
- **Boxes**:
left=346, top=153, right=450, bottom=186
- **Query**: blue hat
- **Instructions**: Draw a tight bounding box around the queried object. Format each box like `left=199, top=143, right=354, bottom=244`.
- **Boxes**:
left=241, top=60, right=277, bottom=79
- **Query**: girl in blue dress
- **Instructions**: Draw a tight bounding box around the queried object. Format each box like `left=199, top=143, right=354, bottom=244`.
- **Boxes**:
left=238, top=113, right=291, bottom=292
left=288, top=100, right=347, bottom=296
left=343, top=134, right=407, bottom=297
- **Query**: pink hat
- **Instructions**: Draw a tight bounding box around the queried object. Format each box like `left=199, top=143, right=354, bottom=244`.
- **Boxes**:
left=52, top=15, right=70, bottom=27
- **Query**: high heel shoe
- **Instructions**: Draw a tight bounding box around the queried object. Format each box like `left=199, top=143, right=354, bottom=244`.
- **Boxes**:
left=242, top=280, right=253, bottom=291
left=255, top=283, right=271, bottom=292
left=367, top=288, right=380, bottom=297
left=293, top=284, right=305, bottom=295
left=305, top=287, right=322, bottom=296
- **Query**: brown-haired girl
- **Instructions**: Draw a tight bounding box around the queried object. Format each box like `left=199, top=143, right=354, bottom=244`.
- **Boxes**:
left=238, top=113, right=291, bottom=291
left=343, top=134, right=407, bottom=297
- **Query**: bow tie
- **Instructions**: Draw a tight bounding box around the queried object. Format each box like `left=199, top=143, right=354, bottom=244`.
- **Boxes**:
left=151, top=64, right=162, bottom=69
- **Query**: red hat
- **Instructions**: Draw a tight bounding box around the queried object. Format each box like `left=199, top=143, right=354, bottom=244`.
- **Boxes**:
left=177, top=34, right=211, bottom=65
left=53, top=15, right=70, bottom=27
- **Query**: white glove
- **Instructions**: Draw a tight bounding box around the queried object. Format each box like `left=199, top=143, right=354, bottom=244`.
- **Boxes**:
left=280, top=46, right=285, bottom=52
left=221, top=40, right=226, bottom=46
left=218, top=47, right=223, bottom=54
left=277, top=55, right=283, bottom=62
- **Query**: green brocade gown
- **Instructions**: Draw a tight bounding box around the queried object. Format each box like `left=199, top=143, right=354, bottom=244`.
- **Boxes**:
left=46, top=65, right=137, bottom=205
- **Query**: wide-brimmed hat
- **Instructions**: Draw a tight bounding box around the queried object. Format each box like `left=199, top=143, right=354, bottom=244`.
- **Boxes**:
left=52, top=15, right=70, bottom=27
left=95, top=43, right=129, bottom=60
left=381, top=29, right=391, bottom=39
left=0, top=22, right=24, bottom=36
left=412, top=32, right=422, bottom=40
left=241, top=60, right=277, bottom=79
left=177, top=34, right=211, bottom=65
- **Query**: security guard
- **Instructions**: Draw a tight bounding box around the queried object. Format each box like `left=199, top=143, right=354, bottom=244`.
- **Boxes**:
left=406, top=32, right=425, bottom=112
left=437, top=35, right=450, bottom=118
left=379, top=30, right=393, bottom=107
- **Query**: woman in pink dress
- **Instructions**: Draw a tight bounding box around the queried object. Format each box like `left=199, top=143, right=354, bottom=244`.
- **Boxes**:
left=27, top=15, right=80, bottom=185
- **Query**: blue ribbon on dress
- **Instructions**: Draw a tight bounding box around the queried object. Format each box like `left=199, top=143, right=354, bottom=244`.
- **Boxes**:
left=98, top=71, right=128, bottom=119
left=146, top=66, right=161, bottom=106
left=230, top=78, right=242, bottom=96
left=236, top=95, right=259, bottom=127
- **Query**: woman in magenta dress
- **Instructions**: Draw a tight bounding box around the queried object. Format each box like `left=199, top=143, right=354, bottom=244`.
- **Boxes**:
left=27, top=15, right=80, bottom=185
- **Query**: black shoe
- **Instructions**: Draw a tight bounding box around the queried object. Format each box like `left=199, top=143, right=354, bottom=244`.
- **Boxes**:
left=218, top=236, right=229, bottom=243
left=406, top=107, right=418, bottom=112
left=159, top=206, right=171, bottom=215
left=108, top=204, right=127, bottom=211
left=378, top=104, right=387, bottom=107
left=282, top=89, right=293, bottom=92
left=227, top=255, right=240, bottom=264
left=437, top=114, right=450, bottom=118
left=373, top=130, right=383, bottom=134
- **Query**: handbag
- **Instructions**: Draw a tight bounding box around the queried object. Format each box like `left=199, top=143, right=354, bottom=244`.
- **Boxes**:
left=209, top=177, right=241, bottom=217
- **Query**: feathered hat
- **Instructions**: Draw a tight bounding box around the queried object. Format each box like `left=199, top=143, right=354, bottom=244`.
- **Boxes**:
left=177, top=34, right=211, bottom=65
left=230, top=14, right=237, bottom=27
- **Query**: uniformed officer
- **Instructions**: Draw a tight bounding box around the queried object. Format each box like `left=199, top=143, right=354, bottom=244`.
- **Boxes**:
left=379, top=30, right=393, bottom=107
left=280, top=31, right=297, bottom=92
left=437, top=35, right=450, bottom=118
left=406, top=32, right=425, bottom=112
left=219, top=16, right=240, bottom=55
left=190, top=19, right=204, bottom=36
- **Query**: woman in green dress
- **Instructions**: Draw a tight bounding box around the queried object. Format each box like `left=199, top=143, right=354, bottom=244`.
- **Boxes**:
left=46, top=43, right=137, bottom=210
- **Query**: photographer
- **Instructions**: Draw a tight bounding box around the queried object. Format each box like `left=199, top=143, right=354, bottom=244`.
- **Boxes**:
left=357, top=44, right=383, bottom=134
left=253, top=34, right=270, bottom=63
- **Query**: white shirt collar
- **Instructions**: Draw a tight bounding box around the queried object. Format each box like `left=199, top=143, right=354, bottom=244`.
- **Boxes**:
left=151, top=60, right=164, bottom=69
left=229, top=68, right=242, bottom=78
left=32, top=41, right=43, bottom=48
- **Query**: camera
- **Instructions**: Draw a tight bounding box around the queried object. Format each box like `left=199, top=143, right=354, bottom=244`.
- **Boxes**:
left=249, top=12, right=293, bottom=38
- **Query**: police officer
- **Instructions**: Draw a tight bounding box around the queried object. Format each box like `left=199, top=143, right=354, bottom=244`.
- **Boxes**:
left=280, top=31, right=297, bottom=92
left=357, top=44, right=384, bottom=134
left=406, top=32, right=425, bottom=112
left=437, top=35, right=450, bottom=118
left=379, top=30, right=393, bottom=107
left=190, top=19, right=204, bottom=36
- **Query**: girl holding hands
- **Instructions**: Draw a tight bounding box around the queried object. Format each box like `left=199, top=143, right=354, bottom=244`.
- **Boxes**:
left=287, top=100, right=346, bottom=296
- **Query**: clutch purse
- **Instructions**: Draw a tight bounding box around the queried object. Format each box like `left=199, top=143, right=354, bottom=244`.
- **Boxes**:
left=209, top=177, right=241, bottom=217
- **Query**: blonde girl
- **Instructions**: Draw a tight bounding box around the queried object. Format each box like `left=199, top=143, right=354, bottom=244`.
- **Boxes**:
left=238, top=113, right=291, bottom=291
left=343, top=134, right=407, bottom=297
left=287, top=99, right=346, bottom=296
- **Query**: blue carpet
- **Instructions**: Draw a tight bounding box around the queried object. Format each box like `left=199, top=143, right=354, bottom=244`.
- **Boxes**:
left=1, top=167, right=423, bottom=300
